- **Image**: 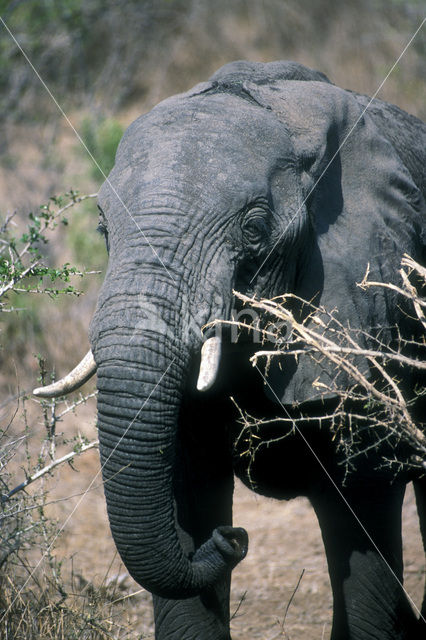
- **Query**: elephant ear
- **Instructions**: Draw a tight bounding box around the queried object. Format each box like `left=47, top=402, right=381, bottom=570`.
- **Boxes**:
left=244, top=80, right=425, bottom=405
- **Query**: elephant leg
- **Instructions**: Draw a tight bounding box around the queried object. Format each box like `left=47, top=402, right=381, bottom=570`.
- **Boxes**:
left=311, top=480, right=419, bottom=639
left=414, top=477, right=426, bottom=628
left=152, top=586, right=231, bottom=640
left=152, top=420, right=235, bottom=640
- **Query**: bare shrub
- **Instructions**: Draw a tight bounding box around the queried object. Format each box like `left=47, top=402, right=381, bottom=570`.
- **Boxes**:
left=221, top=255, right=426, bottom=478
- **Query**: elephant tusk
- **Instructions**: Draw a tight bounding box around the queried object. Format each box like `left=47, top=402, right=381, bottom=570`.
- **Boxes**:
left=197, top=336, right=221, bottom=392
left=33, top=350, right=97, bottom=398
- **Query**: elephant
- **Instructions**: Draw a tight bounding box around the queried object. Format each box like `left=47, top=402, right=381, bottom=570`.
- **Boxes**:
left=34, top=61, right=426, bottom=639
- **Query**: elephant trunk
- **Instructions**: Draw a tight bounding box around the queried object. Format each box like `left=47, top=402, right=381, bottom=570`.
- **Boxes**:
left=94, top=322, right=246, bottom=600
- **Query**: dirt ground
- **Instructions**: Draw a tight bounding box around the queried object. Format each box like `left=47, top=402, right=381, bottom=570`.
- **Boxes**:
left=49, top=439, right=424, bottom=640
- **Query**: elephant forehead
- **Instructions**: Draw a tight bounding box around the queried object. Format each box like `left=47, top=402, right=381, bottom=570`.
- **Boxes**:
left=100, top=94, right=295, bottom=209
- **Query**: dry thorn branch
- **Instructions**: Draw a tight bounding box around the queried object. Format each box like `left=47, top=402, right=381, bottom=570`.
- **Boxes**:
left=228, top=255, right=426, bottom=474
left=3, top=439, right=99, bottom=503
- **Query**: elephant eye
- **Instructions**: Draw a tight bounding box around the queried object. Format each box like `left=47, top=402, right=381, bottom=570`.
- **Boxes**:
left=242, top=212, right=269, bottom=247
left=97, top=222, right=107, bottom=236
left=97, top=205, right=109, bottom=251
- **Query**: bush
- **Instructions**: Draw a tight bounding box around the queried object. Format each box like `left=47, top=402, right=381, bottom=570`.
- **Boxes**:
left=0, top=191, right=93, bottom=308
left=0, top=193, right=140, bottom=639
left=0, top=385, right=144, bottom=639
left=227, top=256, right=426, bottom=480
left=1, top=0, right=425, bottom=123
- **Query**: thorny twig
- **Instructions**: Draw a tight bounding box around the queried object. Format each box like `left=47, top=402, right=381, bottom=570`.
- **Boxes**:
left=2, top=439, right=99, bottom=503
left=226, top=256, right=426, bottom=475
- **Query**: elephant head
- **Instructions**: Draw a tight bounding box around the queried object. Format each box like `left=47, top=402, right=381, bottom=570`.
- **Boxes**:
left=84, top=84, right=308, bottom=599
left=34, top=61, right=425, bottom=615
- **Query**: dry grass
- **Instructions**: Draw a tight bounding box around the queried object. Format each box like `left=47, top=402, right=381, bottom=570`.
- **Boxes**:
left=0, top=568, right=138, bottom=640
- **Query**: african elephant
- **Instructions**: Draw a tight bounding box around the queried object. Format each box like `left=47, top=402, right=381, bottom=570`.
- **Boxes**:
left=34, top=61, right=426, bottom=639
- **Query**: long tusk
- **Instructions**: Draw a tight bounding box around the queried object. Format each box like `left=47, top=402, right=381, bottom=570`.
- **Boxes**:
left=33, top=350, right=96, bottom=398
left=196, top=336, right=221, bottom=392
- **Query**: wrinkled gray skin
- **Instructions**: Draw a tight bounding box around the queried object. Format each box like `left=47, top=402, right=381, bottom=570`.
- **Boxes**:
left=89, top=61, right=426, bottom=639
